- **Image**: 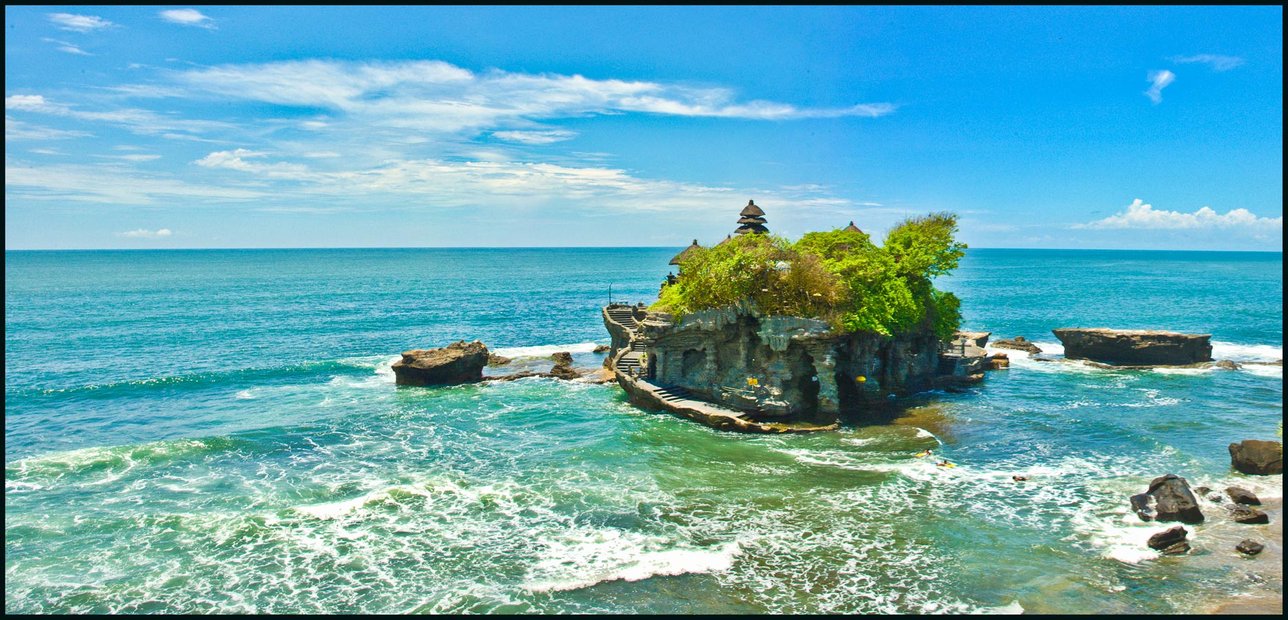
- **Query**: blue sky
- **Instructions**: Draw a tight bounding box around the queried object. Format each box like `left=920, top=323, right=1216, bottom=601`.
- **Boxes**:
left=4, top=6, right=1283, bottom=250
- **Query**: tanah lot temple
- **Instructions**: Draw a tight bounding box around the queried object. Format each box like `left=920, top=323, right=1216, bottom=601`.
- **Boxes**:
left=604, top=200, right=992, bottom=433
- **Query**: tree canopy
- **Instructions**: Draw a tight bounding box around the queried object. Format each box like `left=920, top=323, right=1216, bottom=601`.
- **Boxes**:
left=653, top=213, right=965, bottom=340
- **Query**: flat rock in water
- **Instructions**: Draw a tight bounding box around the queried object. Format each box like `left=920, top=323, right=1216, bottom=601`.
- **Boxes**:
left=1231, top=506, right=1270, bottom=525
left=993, top=336, right=1042, bottom=354
left=1229, top=440, right=1283, bottom=475
left=1226, top=486, right=1262, bottom=506
left=1052, top=328, right=1212, bottom=366
left=1236, top=539, right=1265, bottom=556
left=392, top=340, right=489, bottom=386
left=486, top=353, right=512, bottom=367
left=1147, top=526, right=1190, bottom=555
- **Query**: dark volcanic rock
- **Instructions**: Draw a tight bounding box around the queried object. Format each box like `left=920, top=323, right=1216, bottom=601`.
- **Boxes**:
left=393, top=341, right=489, bottom=386
left=486, top=353, right=512, bottom=367
left=549, top=351, right=582, bottom=380
left=1147, top=526, right=1190, bottom=555
left=1133, top=474, right=1204, bottom=524
left=1052, top=328, right=1212, bottom=366
left=1229, top=440, right=1284, bottom=475
left=1231, top=506, right=1270, bottom=525
left=993, top=336, right=1043, bottom=354
left=1226, top=486, right=1262, bottom=506
left=1236, top=539, right=1265, bottom=556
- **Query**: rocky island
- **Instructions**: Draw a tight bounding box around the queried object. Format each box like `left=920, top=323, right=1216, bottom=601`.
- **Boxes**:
left=603, top=201, right=992, bottom=432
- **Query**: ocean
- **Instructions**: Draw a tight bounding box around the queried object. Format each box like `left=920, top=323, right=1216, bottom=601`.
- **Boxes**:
left=4, top=248, right=1282, bottom=613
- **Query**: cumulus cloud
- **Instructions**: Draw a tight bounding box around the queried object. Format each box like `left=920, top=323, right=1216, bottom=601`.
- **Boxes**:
left=119, top=228, right=172, bottom=239
left=1144, top=70, right=1175, bottom=104
left=1077, top=199, right=1282, bottom=232
left=47, top=13, right=114, bottom=32
left=159, top=9, right=215, bottom=28
left=1170, top=54, right=1244, bottom=72
left=194, top=149, right=311, bottom=178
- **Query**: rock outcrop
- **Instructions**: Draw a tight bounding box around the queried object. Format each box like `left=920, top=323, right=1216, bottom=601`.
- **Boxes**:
left=1131, top=474, right=1204, bottom=524
left=1229, top=440, right=1283, bottom=475
left=393, top=340, right=489, bottom=386
left=1226, top=486, right=1262, bottom=506
left=993, top=336, right=1042, bottom=354
left=1231, top=506, right=1270, bottom=525
left=487, top=353, right=512, bottom=367
left=1052, top=328, right=1212, bottom=366
left=1236, top=539, right=1265, bottom=555
left=1147, top=526, right=1190, bottom=555
left=549, top=351, right=582, bottom=380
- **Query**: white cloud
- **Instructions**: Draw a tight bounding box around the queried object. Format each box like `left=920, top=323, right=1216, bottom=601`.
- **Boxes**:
left=6, top=94, right=230, bottom=136
left=119, top=228, right=172, bottom=239
left=47, top=13, right=114, bottom=32
left=194, top=149, right=311, bottom=178
left=6, top=160, right=265, bottom=204
left=5, top=115, right=92, bottom=140
left=1170, top=54, right=1244, bottom=72
left=166, top=59, right=896, bottom=133
left=1077, top=199, right=1282, bottom=232
left=41, top=38, right=91, bottom=55
left=1144, top=70, right=1175, bottom=104
left=159, top=9, right=215, bottom=29
left=493, top=129, right=577, bottom=144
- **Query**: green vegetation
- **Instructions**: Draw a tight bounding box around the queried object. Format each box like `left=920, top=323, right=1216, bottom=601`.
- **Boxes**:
left=654, top=213, right=966, bottom=340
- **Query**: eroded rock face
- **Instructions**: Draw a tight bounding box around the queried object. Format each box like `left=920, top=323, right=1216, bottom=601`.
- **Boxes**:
left=1052, top=328, right=1212, bottom=366
left=1229, top=440, right=1284, bottom=475
left=392, top=340, right=489, bottom=386
left=1147, top=526, right=1190, bottom=555
left=1132, top=474, right=1204, bottom=524
left=993, top=336, right=1042, bottom=354
left=635, top=304, right=944, bottom=419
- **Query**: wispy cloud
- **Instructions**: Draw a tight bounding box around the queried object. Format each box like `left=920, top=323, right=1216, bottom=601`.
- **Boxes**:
left=159, top=9, right=215, bottom=29
left=1144, top=70, right=1175, bottom=104
left=1076, top=198, right=1282, bottom=232
left=1170, top=54, right=1244, bottom=72
left=194, top=149, right=310, bottom=178
left=165, top=59, right=897, bottom=133
left=119, top=228, right=172, bottom=239
left=5, top=116, right=93, bottom=140
left=41, top=38, right=91, bottom=56
left=492, top=129, right=577, bottom=144
left=6, top=94, right=231, bottom=136
left=5, top=160, right=265, bottom=204
left=47, top=13, right=114, bottom=33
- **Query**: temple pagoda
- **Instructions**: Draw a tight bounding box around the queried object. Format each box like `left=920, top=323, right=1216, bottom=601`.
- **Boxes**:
left=843, top=221, right=863, bottom=234
left=669, top=239, right=702, bottom=265
left=734, top=200, right=769, bottom=235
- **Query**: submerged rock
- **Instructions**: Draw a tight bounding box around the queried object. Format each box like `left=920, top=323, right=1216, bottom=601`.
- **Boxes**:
left=1132, top=474, right=1204, bottom=524
left=993, top=336, right=1042, bottom=354
left=1212, top=359, right=1241, bottom=370
left=1147, top=526, right=1190, bottom=555
left=1052, top=328, right=1212, bottom=366
left=1229, top=440, right=1283, bottom=475
left=1231, top=506, right=1270, bottom=525
left=487, top=353, right=512, bottom=367
left=1236, top=539, right=1265, bottom=556
left=393, top=340, right=489, bottom=386
left=1226, top=486, right=1262, bottom=506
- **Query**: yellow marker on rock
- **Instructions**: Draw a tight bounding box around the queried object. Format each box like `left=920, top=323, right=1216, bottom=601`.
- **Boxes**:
left=856, top=375, right=866, bottom=383
left=747, top=377, right=759, bottom=387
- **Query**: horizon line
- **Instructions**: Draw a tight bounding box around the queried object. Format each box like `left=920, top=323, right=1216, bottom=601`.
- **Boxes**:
left=4, top=245, right=1283, bottom=254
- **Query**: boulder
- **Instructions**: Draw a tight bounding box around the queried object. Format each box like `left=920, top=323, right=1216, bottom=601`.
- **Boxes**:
left=993, top=336, right=1043, bottom=354
left=1231, top=506, right=1270, bottom=525
left=549, top=351, right=582, bottom=380
left=1147, top=526, right=1190, bottom=555
left=392, top=340, right=489, bottom=386
left=487, top=353, right=512, bottom=367
left=1195, top=486, right=1212, bottom=497
left=592, top=344, right=611, bottom=353
left=1225, top=486, right=1262, bottom=506
left=988, top=353, right=1010, bottom=370
left=1131, top=474, right=1204, bottom=524
left=1229, top=440, right=1283, bottom=475
left=1052, top=328, right=1212, bottom=366
left=1236, top=539, right=1265, bottom=556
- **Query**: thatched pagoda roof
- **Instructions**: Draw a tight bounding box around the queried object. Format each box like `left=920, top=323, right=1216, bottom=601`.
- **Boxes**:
left=737, top=216, right=766, bottom=225
left=739, top=200, right=765, bottom=217
left=669, top=239, right=702, bottom=265
left=843, top=221, right=863, bottom=234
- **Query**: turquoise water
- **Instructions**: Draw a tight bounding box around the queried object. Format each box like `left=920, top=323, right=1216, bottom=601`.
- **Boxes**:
left=5, top=248, right=1283, bottom=613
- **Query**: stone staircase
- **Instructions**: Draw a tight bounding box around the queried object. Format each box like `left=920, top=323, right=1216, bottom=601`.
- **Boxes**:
left=606, top=307, right=639, bottom=329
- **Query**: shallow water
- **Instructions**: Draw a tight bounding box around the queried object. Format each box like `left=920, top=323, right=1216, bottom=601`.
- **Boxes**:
left=5, top=248, right=1283, bottom=613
